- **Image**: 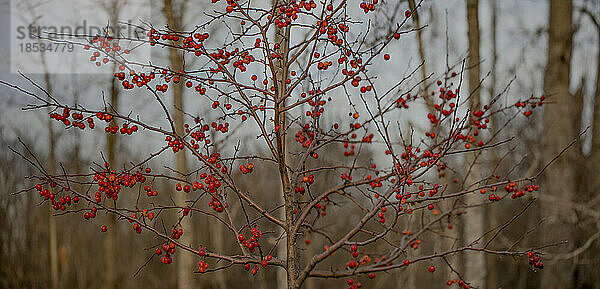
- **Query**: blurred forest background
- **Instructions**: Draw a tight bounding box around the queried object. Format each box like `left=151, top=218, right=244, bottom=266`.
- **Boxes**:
left=1, top=0, right=599, bottom=288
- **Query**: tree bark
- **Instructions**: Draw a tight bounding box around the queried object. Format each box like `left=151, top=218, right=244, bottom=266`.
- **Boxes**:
left=48, top=104, right=59, bottom=289
left=485, top=0, right=499, bottom=288
left=463, top=0, right=486, bottom=287
left=542, top=0, right=578, bottom=288
left=408, top=0, right=434, bottom=116
left=163, top=1, right=194, bottom=289
left=591, top=11, right=600, bottom=202
left=270, top=1, right=295, bottom=288
left=272, top=0, right=295, bottom=287
left=103, top=61, right=119, bottom=289
left=103, top=3, right=121, bottom=288
left=41, top=40, right=59, bottom=289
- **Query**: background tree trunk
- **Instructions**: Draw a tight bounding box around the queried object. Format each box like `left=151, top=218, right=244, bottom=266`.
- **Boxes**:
left=40, top=31, right=59, bottom=289
left=163, top=1, right=194, bottom=289
left=103, top=3, right=122, bottom=289
left=485, top=0, right=499, bottom=288
left=463, top=0, right=486, bottom=287
left=47, top=88, right=59, bottom=289
left=408, top=0, right=434, bottom=116
left=542, top=0, right=578, bottom=288
left=103, top=58, right=119, bottom=289
left=591, top=9, right=600, bottom=216
left=272, top=0, right=293, bottom=288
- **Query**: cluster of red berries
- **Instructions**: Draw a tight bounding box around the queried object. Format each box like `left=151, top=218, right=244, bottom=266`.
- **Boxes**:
left=198, top=260, right=209, bottom=273
left=294, top=185, right=306, bottom=194
left=362, top=133, right=375, bottom=143
left=504, top=181, right=539, bottom=199
left=408, top=238, right=423, bottom=250
left=396, top=93, right=415, bottom=109
left=144, top=185, right=158, bottom=196
left=208, top=121, right=230, bottom=134
left=317, top=61, right=332, bottom=70
left=434, top=79, right=459, bottom=113
left=377, top=207, right=387, bottom=223
left=306, top=96, right=327, bottom=119
left=346, top=259, right=359, bottom=269
left=157, top=241, right=176, bottom=264
left=261, top=254, right=272, bottom=268
left=340, top=172, right=353, bottom=181
left=147, top=28, right=179, bottom=46
left=478, top=187, right=501, bottom=201
left=346, top=278, right=363, bottom=289
left=209, top=196, right=225, bottom=212
left=35, top=183, right=80, bottom=211
left=314, top=198, right=329, bottom=217
left=165, top=136, right=185, bottom=153
left=238, top=227, right=262, bottom=252
left=350, top=244, right=359, bottom=258
left=175, top=183, right=192, bottom=193
left=114, top=67, right=155, bottom=89
left=244, top=263, right=260, bottom=275
left=131, top=221, right=142, bottom=234
left=343, top=142, right=356, bottom=156
left=172, top=227, right=183, bottom=240
left=106, top=122, right=139, bottom=135
left=239, top=163, right=254, bottom=174
left=319, top=15, right=349, bottom=47
left=270, top=1, right=304, bottom=28
left=95, top=112, right=113, bottom=123
left=295, top=124, right=314, bottom=148
left=48, top=108, right=73, bottom=126
left=471, top=111, right=490, bottom=131
left=231, top=51, right=255, bottom=72
left=448, top=130, right=484, bottom=150
left=301, top=174, right=315, bottom=185
left=527, top=251, right=544, bottom=270
left=187, top=125, right=209, bottom=149
left=93, top=163, right=146, bottom=202
left=515, top=95, right=545, bottom=117
left=446, top=279, right=470, bottom=288
left=83, top=207, right=97, bottom=220
left=84, top=35, right=130, bottom=68
left=49, top=108, right=95, bottom=130
left=142, top=209, right=155, bottom=220
left=367, top=175, right=383, bottom=189
left=202, top=172, right=222, bottom=193
left=298, top=0, right=317, bottom=11
left=359, top=0, right=378, bottom=13
left=184, top=31, right=209, bottom=56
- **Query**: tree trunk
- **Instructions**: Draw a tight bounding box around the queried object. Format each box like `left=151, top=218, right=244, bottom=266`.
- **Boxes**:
left=463, top=0, right=486, bottom=287
left=592, top=13, right=600, bottom=207
left=163, top=1, right=194, bottom=289
left=103, top=62, right=119, bottom=289
left=542, top=1, right=577, bottom=288
left=103, top=3, right=122, bottom=287
left=408, top=0, right=434, bottom=116
left=48, top=113, right=59, bottom=289
left=211, top=139, right=227, bottom=289
left=271, top=1, right=294, bottom=288
left=164, top=0, right=194, bottom=289
left=42, top=47, right=59, bottom=289
left=485, top=0, right=499, bottom=287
